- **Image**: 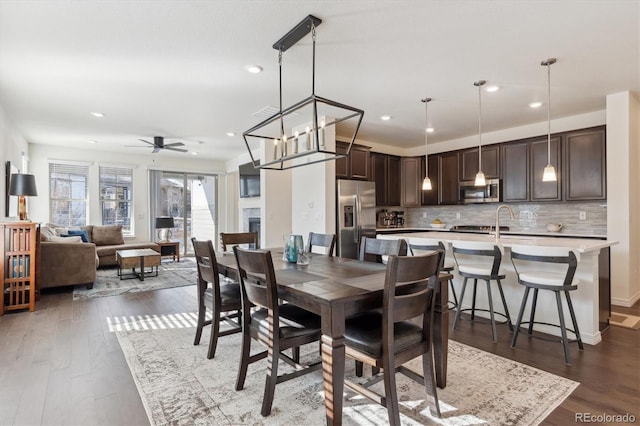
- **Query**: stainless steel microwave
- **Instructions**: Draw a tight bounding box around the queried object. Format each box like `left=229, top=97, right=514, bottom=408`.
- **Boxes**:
left=459, top=179, right=501, bottom=204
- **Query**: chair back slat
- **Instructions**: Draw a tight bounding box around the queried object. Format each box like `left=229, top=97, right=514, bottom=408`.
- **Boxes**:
left=220, top=232, right=259, bottom=252
left=384, top=251, right=442, bottom=324
left=359, top=237, right=407, bottom=263
left=306, top=232, right=336, bottom=256
left=191, top=238, right=220, bottom=295
left=233, top=247, right=277, bottom=310
left=510, top=245, right=578, bottom=287
left=452, top=241, right=502, bottom=276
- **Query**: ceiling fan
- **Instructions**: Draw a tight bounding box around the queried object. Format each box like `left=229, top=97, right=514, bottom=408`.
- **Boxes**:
left=126, top=136, right=188, bottom=153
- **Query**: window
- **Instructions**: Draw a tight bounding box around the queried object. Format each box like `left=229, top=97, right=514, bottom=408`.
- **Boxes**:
left=100, top=166, right=133, bottom=235
left=49, top=162, right=89, bottom=226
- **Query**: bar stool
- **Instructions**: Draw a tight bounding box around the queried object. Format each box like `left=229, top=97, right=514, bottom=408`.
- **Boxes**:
left=510, top=245, right=584, bottom=365
left=409, top=237, right=458, bottom=309
left=452, top=241, right=513, bottom=342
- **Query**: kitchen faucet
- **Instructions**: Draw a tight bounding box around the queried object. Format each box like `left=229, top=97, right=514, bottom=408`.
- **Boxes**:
left=494, top=204, right=515, bottom=241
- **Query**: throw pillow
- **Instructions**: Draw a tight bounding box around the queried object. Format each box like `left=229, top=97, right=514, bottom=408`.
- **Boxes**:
left=67, top=229, right=89, bottom=243
left=92, top=225, right=124, bottom=246
left=40, top=226, right=57, bottom=241
left=48, top=235, right=83, bottom=243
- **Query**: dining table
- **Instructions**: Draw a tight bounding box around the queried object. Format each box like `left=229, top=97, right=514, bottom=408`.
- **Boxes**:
left=216, top=249, right=451, bottom=426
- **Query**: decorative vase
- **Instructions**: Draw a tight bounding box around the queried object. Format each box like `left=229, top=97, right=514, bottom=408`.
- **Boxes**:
left=287, top=235, right=303, bottom=263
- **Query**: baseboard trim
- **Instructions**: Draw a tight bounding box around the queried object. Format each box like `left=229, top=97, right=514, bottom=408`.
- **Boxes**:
left=612, top=290, right=640, bottom=308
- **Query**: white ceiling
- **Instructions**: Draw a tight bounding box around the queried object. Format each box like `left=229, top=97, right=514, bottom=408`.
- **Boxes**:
left=0, top=0, right=638, bottom=160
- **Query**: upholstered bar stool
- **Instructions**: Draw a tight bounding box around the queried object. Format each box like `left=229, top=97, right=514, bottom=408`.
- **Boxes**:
left=409, top=237, right=458, bottom=309
left=510, top=245, right=584, bottom=365
left=452, top=241, right=513, bottom=342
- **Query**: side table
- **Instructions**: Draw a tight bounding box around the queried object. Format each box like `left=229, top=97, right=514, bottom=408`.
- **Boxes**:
left=156, top=240, right=180, bottom=262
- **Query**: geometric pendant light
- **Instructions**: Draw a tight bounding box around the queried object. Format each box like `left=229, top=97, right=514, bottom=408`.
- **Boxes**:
left=541, top=58, right=558, bottom=182
left=474, top=80, right=487, bottom=186
left=421, top=97, right=432, bottom=191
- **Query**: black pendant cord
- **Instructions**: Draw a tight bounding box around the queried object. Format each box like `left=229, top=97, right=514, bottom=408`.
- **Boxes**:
left=278, top=49, right=284, bottom=139
left=311, top=23, right=319, bottom=148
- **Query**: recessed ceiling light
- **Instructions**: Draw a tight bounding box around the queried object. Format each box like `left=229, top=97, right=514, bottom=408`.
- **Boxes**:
left=529, top=101, right=543, bottom=108
left=485, top=85, right=500, bottom=92
left=225, top=132, right=236, bottom=137
left=88, top=140, right=97, bottom=144
left=245, top=65, right=263, bottom=74
left=426, top=127, right=434, bottom=133
left=90, top=112, right=105, bottom=117
left=380, top=115, right=392, bottom=121
left=191, top=151, right=198, bottom=155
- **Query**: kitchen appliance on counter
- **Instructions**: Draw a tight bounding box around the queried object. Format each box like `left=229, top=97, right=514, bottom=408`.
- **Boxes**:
left=459, top=179, right=501, bottom=204
left=337, top=179, right=376, bottom=258
left=395, top=211, right=405, bottom=226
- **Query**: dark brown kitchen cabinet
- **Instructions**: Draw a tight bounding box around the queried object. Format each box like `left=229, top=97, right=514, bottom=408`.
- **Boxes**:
left=530, top=136, right=562, bottom=201
left=335, top=141, right=371, bottom=181
left=502, top=141, right=529, bottom=202
left=421, top=156, right=439, bottom=206
left=564, top=127, right=606, bottom=200
left=401, top=156, right=422, bottom=207
left=439, top=151, right=460, bottom=205
left=460, top=145, right=500, bottom=181
left=370, top=153, right=400, bottom=206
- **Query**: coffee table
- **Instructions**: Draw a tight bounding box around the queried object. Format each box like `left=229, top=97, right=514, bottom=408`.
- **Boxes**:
left=116, top=248, right=161, bottom=281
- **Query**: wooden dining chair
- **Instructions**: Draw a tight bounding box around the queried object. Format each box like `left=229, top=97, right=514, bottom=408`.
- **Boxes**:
left=220, top=231, right=259, bottom=252
left=233, top=246, right=323, bottom=417
left=191, top=238, right=242, bottom=359
left=409, top=238, right=458, bottom=309
left=358, top=236, right=407, bottom=263
left=343, top=251, right=444, bottom=423
left=306, top=232, right=336, bottom=256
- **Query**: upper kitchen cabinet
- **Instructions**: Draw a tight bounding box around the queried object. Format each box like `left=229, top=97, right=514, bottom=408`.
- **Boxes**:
left=460, top=145, right=500, bottom=181
left=421, top=156, right=439, bottom=206
left=335, top=141, right=371, bottom=181
left=530, top=136, right=562, bottom=201
left=371, top=153, right=401, bottom=206
left=439, top=151, right=460, bottom=205
left=563, top=126, right=606, bottom=201
left=401, top=156, right=422, bottom=207
left=501, top=141, right=529, bottom=202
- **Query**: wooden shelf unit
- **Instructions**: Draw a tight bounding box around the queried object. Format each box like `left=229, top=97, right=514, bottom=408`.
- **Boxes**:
left=1, top=222, right=38, bottom=315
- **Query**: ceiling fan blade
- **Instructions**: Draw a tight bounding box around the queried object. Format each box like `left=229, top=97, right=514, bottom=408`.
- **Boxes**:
left=166, top=147, right=188, bottom=153
left=163, top=142, right=185, bottom=147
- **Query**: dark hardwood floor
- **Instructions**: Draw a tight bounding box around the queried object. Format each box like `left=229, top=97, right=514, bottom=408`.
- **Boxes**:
left=1, top=285, right=638, bottom=425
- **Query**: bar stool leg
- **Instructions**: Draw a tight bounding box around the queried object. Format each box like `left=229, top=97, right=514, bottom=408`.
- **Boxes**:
left=496, top=279, right=513, bottom=331
left=471, top=279, right=478, bottom=320
left=565, top=291, right=584, bottom=351
left=555, top=291, right=572, bottom=365
left=453, top=277, right=469, bottom=330
left=511, top=287, right=531, bottom=348
left=528, top=288, right=539, bottom=335
left=486, top=280, right=498, bottom=342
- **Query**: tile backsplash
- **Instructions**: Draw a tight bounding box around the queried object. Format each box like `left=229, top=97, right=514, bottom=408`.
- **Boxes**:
left=388, top=202, right=607, bottom=236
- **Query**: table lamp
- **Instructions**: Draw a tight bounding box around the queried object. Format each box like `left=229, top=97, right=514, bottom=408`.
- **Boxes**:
left=9, top=173, right=38, bottom=221
left=155, top=217, right=174, bottom=242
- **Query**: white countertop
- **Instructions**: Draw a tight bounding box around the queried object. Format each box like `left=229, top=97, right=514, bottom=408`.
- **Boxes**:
left=376, top=227, right=607, bottom=240
left=379, top=231, right=617, bottom=253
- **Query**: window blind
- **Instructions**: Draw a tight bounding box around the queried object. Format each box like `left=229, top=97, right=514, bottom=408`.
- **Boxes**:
left=48, top=162, right=89, bottom=226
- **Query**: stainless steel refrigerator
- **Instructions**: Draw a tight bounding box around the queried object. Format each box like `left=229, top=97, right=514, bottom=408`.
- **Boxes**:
left=336, top=179, right=377, bottom=258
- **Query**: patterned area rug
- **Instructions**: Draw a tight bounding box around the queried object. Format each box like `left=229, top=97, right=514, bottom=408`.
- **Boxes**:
left=73, top=259, right=197, bottom=300
left=610, top=312, right=640, bottom=330
left=114, top=315, right=579, bottom=425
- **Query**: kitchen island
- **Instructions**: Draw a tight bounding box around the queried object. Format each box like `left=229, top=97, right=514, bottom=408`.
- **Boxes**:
left=378, top=232, right=617, bottom=345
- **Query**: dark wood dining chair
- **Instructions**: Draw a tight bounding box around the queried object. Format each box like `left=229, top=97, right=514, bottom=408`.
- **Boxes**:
left=306, top=232, right=336, bottom=256
left=343, top=251, right=444, bottom=423
left=220, top=231, right=259, bottom=252
left=358, top=236, right=408, bottom=263
left=191, top=238, right=242, bottom=359
left=233, top=246, right=322, bottom=417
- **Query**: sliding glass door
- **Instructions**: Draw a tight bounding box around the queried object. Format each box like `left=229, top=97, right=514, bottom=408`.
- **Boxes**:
left=150, top=171, right=217, bottom=256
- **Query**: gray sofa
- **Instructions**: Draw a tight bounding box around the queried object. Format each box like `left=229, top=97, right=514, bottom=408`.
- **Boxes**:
left=39, top=224, right=159, bottom=289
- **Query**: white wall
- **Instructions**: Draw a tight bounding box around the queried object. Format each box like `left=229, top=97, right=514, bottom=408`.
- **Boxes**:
left=28, top=144, right=226, bottom=241
left=607, top=92, right=640, bottom=306
left=0, top=103, right=30, bottom=218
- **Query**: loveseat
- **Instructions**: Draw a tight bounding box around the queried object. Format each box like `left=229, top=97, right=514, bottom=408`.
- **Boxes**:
left=39, top=224, right=159, bottom=289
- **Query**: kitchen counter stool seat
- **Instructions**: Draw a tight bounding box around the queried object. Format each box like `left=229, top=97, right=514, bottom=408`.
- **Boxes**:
left=452, top=241, right=513, bottom=342
left=510, top=245, right=584, bottom=365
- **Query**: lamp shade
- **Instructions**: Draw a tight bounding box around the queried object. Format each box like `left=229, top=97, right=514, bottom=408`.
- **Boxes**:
left=155, top=217, right=174, bottom=229
left=9, top=173, right=38, bottom=196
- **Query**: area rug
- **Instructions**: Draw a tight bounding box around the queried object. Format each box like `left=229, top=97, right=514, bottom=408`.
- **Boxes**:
left=73, top=258, right=197, bottom=300
left=609, top=312, right=640, bottom=330
left=115, top=316, right=579, bottom=425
